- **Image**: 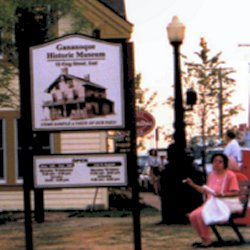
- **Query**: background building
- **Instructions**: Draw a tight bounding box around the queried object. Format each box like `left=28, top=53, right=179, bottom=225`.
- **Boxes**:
left=0, top=0, right=133, bottom=210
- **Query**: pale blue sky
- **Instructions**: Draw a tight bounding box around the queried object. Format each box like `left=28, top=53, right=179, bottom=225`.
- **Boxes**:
left=125, top=0, right=250, bottom=146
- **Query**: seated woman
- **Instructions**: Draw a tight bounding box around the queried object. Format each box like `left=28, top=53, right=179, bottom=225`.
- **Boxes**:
left=184, top=153, right=240, bottom=248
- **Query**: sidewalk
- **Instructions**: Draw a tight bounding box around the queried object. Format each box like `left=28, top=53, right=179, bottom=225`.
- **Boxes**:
left=140, top=192, right=161, bottom=211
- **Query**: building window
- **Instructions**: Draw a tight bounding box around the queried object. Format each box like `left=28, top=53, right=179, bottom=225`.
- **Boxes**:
left=16, top=119, right=51, bottom=181
left=73, top=89, right=79, bottom=100
left=52, top=93, right=57, bottom=102
left=16, top=119, right=23, bottom=180
left=62, top=92, right=68, bottom=101
left=67, top=80, right=74, bottom=88
left=0, top=119, right=5, bottom=180
left=0, top=29, right=3, bottom=59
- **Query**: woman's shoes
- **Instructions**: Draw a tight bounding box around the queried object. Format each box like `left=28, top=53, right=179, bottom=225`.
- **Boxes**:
left=192, top=242, right=202, bottom=247
left=192, top=242, right=213, bottom=248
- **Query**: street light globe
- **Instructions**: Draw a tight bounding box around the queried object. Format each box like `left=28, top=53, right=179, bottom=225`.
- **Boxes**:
left=167, top=16, right=185, bottom=44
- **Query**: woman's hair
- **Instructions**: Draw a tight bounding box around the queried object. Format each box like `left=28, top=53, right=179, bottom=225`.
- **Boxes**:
left=149, top=149, right=157, bottom=156
left=211, top=153, right=228, bottom=169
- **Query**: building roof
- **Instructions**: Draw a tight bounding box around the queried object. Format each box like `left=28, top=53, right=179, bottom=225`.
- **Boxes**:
left=45, top=73, right=106, bottom=93
left=98, top=0, right=126, bottom=19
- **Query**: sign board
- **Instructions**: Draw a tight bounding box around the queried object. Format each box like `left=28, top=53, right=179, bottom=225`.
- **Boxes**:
left=30, top=34, right=124, bottom=131
left=136, top=110, right=155, bottom=137
left=33, top=154, right=127, bottom=188
left=114, top=131, right=131, bottom=153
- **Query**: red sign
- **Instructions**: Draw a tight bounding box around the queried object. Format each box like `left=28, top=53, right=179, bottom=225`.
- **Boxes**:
left=136, top=110, right=155, bottom=137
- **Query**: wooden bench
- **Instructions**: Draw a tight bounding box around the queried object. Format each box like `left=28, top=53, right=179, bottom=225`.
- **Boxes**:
left=210, top=177, right=250, bottom=246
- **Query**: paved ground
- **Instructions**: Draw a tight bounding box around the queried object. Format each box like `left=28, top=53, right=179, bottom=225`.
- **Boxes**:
left=140, top=192, right=161, bottom=210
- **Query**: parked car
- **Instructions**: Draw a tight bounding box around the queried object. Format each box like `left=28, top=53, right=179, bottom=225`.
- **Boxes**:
left=137, top=154, right=148, bottom=173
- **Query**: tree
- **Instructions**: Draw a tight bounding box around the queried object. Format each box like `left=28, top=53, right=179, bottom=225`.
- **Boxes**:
left=0, top=0, right=91, bottom=109
left=135, top=73, right=158, bottom=151
left=184, top=38, right=243, bottom=148
left=135, top=73, right=157, bottom=112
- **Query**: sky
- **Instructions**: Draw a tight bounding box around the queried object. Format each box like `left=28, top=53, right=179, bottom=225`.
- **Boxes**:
left=125, top=0, right=250, bottom=148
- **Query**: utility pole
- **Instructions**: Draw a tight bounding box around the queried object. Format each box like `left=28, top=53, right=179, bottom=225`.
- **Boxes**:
left=155, top=127, right=159, bottom=149
left=217, top=66, right=235, bottom=140
left=218, top=68, right=223, bottom=140
left=15, top=6, right=50, bottom=249
left=238, top=43, right=250, bottom=128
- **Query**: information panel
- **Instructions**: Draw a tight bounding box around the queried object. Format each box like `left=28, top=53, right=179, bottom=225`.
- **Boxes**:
left=30, top=34, right=124, bottom=131
left=34, top=154, right=127, bottom=188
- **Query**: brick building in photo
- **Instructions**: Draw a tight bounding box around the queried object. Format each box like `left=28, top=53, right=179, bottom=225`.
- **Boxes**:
left=43, top=68, right=114, bottom=121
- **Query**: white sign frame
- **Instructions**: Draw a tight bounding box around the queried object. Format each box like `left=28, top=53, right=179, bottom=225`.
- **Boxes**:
left=30, top=34, right=125, bottom=131
left=33, top=153, right=127, bottom=188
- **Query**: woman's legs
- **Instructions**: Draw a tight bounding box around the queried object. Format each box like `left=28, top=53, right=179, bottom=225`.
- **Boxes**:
left=153, top=176, right=160, bottom=195
left=150, top=167, right=161, bottom=195
left=189, top=206, right=212, bottom=245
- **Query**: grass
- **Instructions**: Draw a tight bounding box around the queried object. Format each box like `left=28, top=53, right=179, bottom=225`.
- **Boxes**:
left=1, top=189, right=250, bottom=249
left=1, top=208, right=250, bottom=249
left=67, top=206, right=158, bottom=218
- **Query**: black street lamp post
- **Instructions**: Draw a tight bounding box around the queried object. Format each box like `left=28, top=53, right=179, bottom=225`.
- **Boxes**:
left=167, top=16, right=186, bottom=155
left=160, top=16, right=203, bottom=224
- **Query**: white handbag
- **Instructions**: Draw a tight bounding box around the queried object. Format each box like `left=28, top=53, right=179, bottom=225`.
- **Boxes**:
left=202, top=196, right=230, bottom=225
left=220, top=197, right=242, bottom=213
left=201, top=174, right=242, bottom=225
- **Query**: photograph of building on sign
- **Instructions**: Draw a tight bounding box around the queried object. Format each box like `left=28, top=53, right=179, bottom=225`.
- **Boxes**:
left=30, top=34, right=124, bottom=131
left=43, top=68, right=115, bottom=120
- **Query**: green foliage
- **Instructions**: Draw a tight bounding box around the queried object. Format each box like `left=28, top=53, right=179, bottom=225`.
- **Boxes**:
left=134, top=73, right=158, bottom=151
left=184, top=37, right=242, bottom=143
left=0, top=0, right=77, bottom=32
left=0, top=62, right=19, bottom=109
left=135, top=73, right=158, bottom=112
left=0, top=0, right=90, bottom=109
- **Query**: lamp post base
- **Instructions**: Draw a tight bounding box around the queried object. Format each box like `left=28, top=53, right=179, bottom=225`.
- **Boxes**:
left=160, top=155, right=204, bottom=224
